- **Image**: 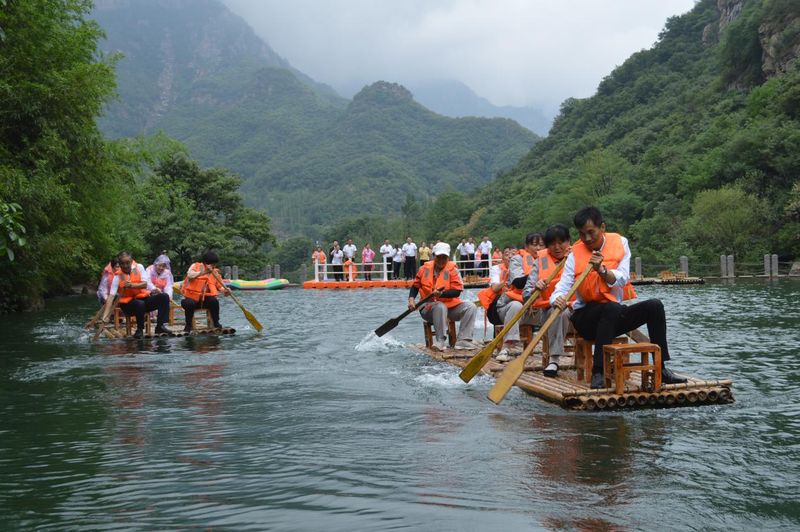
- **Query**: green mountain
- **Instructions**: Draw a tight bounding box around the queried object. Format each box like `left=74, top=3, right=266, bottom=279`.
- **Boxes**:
left=92, top=0, right=537, bottom=237
left=471, top=0, right=800, bottom=263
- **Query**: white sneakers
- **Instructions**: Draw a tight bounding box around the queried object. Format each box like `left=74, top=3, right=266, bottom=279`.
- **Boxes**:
left=454, top=339, right=479, bottom=350
left=495, top=341, right=523, bottom=362
left=431, top=338, right=448, bottom=352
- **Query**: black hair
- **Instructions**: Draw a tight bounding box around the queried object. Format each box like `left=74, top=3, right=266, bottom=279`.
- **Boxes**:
left=117, top=251, right=131, bottom=261
left=110, top=257, right=119, bottom=268
left=544, top=224, right=571, bottom=246
left=201, top=250, right=220, bottom=264
left=525, top=232, right=544, bottom=245
left=574, top=206, right=604, bottom=228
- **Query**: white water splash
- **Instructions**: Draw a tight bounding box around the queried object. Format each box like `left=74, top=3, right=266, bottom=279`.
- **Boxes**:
left=354, top=332, right=406, bottom=352
left=414, top=371, right=468, bottom=388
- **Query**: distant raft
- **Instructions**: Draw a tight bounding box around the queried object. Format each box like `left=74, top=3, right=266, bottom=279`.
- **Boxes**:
left=173, top=278, right=289, bottom=292
left=225, top=278, right=289, bottom=291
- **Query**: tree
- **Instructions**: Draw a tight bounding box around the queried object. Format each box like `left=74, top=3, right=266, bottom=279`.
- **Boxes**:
left=0, top=0, right=134, bottom=311
left=137, top=154, right=274, bottom=276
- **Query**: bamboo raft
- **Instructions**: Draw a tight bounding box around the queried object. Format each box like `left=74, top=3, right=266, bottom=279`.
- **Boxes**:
left=410, top=332, right=733, bottom=411
left=95, top=323, right=236, bottom=339
left=90, top=304, right=236, bottom=340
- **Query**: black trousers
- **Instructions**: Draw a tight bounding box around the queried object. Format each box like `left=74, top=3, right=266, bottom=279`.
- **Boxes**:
left=467, top=253, right=475, bottom=274
left=404, top=256, right=417, bottom=279
left=393, top=261, right=402, bottom=279
left=120, top=293, right=170, bottom=329
left=570, top=299, right=671, bottom=373
left=181, top=295, right=220, bottom=329
left=460, top=255, right=469, bottom=271
left=480, top=259, right=489, bottom=277
left=332, top=264, right=343, bottom=281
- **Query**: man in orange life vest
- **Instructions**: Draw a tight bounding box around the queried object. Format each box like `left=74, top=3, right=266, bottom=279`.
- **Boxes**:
left=181, top=250, right=232, bottom=332
left=99, top=251, right=171, bottom=338
left=408, top=242, right=477, bottom=352
left=522, top=224, right=573, bottom=377
left=551, top=206, right=687, bottom=389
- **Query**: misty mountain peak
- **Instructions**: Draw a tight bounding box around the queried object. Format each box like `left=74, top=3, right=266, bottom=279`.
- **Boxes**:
left=351, top=81, right=414, bottom=108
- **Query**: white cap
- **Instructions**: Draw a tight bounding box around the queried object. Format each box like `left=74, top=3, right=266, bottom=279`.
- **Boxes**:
left=432, top=242, right=451, bottom=256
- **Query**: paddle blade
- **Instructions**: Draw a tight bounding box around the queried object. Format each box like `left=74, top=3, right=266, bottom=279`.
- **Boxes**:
left=244, top=308, right=263, bottom=332
left=374, top=318, right=399, bottom=337
left=459, top=342, right=498, bottom=382
left=487, top=353, right=527, bottom=404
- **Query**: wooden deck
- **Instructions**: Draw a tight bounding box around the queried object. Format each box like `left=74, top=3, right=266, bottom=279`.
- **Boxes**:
left=410, top=337, right=733, bottom=411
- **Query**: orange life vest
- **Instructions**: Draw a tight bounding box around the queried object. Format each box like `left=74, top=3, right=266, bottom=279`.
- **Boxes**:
left=313, top=250, right=326, bottom=264
left=477, top=263, right=508, bottom=309
left=181, top=262, right=223, bottom=302
left=505, top=249, right=536, bottom=302
left=344, top=259, right=356, bottom=280
left=414, top=260, right=463, bottom=309
left=572, top=233, right=637, bottom=304
left=533, top=249, right=572, bottom=309
left=491, top=250, right=502, bottom=265
left=103, top=262, right=118, bottom=292
left=117, top=261, right=150, bottom=304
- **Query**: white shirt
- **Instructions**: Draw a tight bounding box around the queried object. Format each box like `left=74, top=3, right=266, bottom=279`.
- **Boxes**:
left=402, top=242, right=417, bottom=257
left=479, top=240, right=493, bottom=255
left=109, top=263, right=155, bottom=296
left=465, top=242, right=475, bottom=254
left=393, top=249, right=404, bottom=262
left=457, top=243, right=467, bottom=256
left=550, top=235, right=631, bottom=310
left=380, top=244, right=393, bottom=259
left=342, top=244, right=357, bottom=259
left=330, top=250, right=343, bottom=265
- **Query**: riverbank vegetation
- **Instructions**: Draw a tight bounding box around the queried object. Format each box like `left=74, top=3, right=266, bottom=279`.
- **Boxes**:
left=0, top=1, right=273, bottom=312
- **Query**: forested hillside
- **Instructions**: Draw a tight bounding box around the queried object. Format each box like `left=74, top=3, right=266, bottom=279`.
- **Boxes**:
left=93, top=0, right=538, bottom=237
left=464, top=0, right=800, bottom=264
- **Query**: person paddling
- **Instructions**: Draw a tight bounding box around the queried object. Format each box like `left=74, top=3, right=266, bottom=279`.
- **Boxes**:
left=550, top=206, right=687, bottom=389
left=180, top=250, right=232, bottom=332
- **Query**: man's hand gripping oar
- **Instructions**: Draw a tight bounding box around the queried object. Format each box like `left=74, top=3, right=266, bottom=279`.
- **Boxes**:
left=486, top=264, right=592, bottom=404
left=459, top=258, right=565, bottom=383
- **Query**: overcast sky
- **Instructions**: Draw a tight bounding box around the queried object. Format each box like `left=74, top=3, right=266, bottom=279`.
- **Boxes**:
left=223, top=0, right=698, bottom=112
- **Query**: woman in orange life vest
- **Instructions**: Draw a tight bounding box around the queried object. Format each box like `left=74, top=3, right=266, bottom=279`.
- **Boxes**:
left=521, top=223, right=573, bottom=377
left=146, top=254, right=174, bottom=299
left=343, top=256, right=357, bottom=281
left=551, top=206, right=687, bottom=389
left=96, top=257, right=119, bottom=304
left=491, top=248, right=503, bottom=266
left=180, top=250, right=232, bottom=332
left=407, top=242, right=478, bottom=352
left=491, top=232, right=544, bottom=360
left=99, top=251, right=172, bottom=338
left=477, top=245, right=517, bottom=360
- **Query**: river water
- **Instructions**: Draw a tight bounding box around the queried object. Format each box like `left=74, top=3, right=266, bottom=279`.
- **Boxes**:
left=1, top=280, right=799, bottom=530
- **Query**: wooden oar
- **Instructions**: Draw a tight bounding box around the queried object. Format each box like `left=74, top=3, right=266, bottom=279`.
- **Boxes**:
left=91, top=294, right=119, bottom=341
left=212, top=270, right=263, bottom=332
left=459, top=258, right=565, bottom=383
left=374, top=294, right=434, bottom=337
left=487, top=265, right=592, bottom=404
left=84, top=306, right=105, bottom=329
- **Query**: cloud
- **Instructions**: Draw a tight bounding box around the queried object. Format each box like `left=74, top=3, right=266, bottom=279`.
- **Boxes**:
left=223, top=0, right=697, bottom=109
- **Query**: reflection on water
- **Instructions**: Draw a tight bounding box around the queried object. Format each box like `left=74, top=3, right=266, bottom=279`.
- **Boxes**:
left=0, top=280, right=799, bottom=529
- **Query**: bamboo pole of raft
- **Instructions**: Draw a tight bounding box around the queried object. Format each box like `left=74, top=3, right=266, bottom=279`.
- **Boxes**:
left=647, top=394, right=658, bottom=405
left=676, top=392, right=687, bottom=404
left=719, top=388, right=732, bottom=401
left=637, top=394, right=648, bottom=406
left=664, top=393, right=676, bottom=406
left=656, top=394, right=666, bottom=405
left=687, top=391, right=698, bottom=403
left=560, top=379, right=733, bottom=397
left=706, top=390, right=719, bottom=402
left=698, top=390, right=708, bottom=401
